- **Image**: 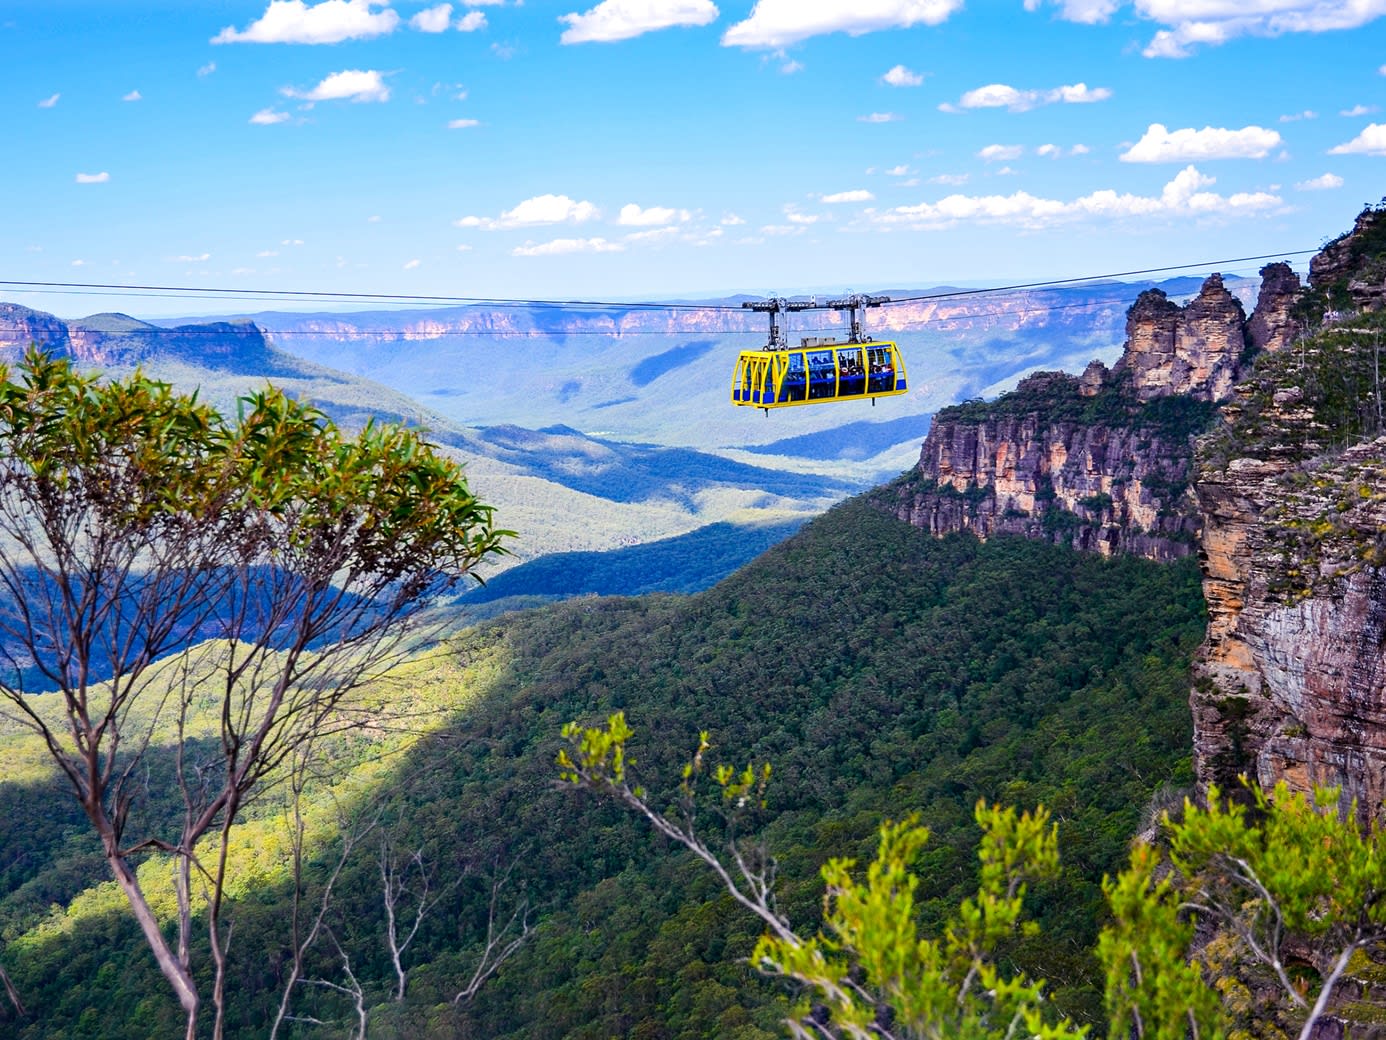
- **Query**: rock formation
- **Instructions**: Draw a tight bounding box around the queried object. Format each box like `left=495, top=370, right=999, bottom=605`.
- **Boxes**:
left=1193, top=434, right=1386, bottom=819
left=0, top=303, right=72, bottom=361
left=1244, top=262, right=1304, bottom=354
left=0, top=306, right=282, bottom=373
left=871, top=370, right=1206, bottom=560
left=1310, top=203, right=1386, bottom=313
left=1113, top=274, right=1249, bottom=403
left=872, top=265, right=1299, bottom=561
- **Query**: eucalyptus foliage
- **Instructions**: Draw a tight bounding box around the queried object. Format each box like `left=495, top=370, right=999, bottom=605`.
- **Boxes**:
left=0, top=350, right=508, bottom=1039
left=1102, top=781, right=1386, bottom=1040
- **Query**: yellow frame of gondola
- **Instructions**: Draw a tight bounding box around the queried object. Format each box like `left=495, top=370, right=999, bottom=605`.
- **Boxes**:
left=730, top=341, right=908, bottom=410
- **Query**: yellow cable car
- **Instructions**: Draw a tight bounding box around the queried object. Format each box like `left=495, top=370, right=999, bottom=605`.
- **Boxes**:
left=730, top=339, right=907, bottom=409
left=730, top=294, right=907, bottom=411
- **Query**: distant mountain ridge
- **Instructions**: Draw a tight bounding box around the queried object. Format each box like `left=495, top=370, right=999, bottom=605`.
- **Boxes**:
left=162, top=275, right=1255, bottom=467
left=0, top=303, right=847, bottom=597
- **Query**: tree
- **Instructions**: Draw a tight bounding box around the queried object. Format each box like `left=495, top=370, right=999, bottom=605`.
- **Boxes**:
left=559, top=712, right=1087, bottom=1040
left=1101, top=780, right=1386, bottom=1040
left=563, top=717, right=1386, bottom=1040
left=0, top=351, right=508, bottom=1040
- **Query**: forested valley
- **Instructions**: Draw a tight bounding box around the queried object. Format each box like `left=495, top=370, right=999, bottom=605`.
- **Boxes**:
left=1, top=495, right=1205, bottom=1039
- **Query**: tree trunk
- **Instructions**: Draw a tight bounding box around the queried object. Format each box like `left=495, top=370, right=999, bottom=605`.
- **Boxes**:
left=106, top=852, right=200, bottom=1038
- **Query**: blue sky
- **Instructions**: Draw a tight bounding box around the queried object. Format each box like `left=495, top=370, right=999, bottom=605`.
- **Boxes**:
left=5, top=0, right=1386, bottom=317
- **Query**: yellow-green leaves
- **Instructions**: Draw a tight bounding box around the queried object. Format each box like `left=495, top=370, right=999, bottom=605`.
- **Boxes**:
left=557, top=711, right=634, bottom=786
left=1100, top=779, right=1386, bottom=1040
left=755, top=802, right=1085, bottom=1040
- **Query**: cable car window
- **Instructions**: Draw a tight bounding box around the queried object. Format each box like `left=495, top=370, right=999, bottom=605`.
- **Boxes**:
left=837, top=348, right=865, bottom=396
left=867, top=346, right=895, bottom=393
left=807, top=350, right=835, bottom=400
left=779, top=351, right=807, bottom=402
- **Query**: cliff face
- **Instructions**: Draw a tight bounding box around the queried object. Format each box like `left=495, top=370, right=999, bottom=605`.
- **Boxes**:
left=872, top=266, right=1299, bottom=561
left=1194, top=439, right=1386, bottom=817
left=1309, top=205, right=1386, bottom=313
left=0, top=304, right=72, bottom=361
left=0, top=307, right=280, bottom=372
left=1189, top=248, right=1386, bottom=817
left=875, top=373, right=1207, bottom=559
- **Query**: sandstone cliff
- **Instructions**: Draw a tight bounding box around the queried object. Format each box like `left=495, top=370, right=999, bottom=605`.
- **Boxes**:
left=1309, top=202, right=1386, bottom=314
left=0, top=306, right=286, bottom=373
left=1190, top=307, right=1386, bottom=820
left=871, top=265, right=1300, bottom=561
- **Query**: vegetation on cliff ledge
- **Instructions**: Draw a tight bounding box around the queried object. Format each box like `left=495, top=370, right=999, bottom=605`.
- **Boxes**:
left=938, top=372, right=1218, bottom=443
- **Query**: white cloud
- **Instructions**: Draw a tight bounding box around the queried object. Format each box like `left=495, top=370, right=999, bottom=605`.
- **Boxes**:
left=858, top=112, right=901, bottom=123
left=258, top=250, right=280, bottom=257
left=448, top=118, right=480, bottom=128
left=1071, top=143, right=1091, bottom=155
left=251, top=107, right=292, bottom=124
left=283, top=238, right=305, bottom=245
left=944, top=81, right=1111, bottom=113
left=411, top=3, right=453, bottom=31
left=929, top=172, right=969, bottom=185
left=821, top=189, right=874, bottom=203
left=457, top=193, right=600, bottom=229
left=457, top=10, right=487, bottom=30
left=38, top=93, right=59, bottom=108
left=723, top=0, right=962, bottom=47
left=71, top=259, right=87, bottom=267
left=786, top=211, right=821, bottom=224
left=513, top=237, right=624, bottom=256
left=403, top=258, right=422, bottom=269
left=1036, top=143, right=1061, bottom=158
left=1329, top=123, right=1386, bottom=155
left=1279, top=109, right=1317, bottom=122
left=368, top=215, right=382, bottom=222
left=198, top=62, right=217, bottom=77
left=559, top=0, right=718, bottom=43
left=977, top=143, right=1023, bottom=162
left=780, top=58, right=804, bottom=73
left=885, top=164, right=911, bottom=176
left=720, top=213, right=746, bottom=225
left=1342, top=104, right=1377, bottom=117
left=617, top=203, right=689, bottom=225
left=1025, top=0, right=1118, bottom=22
left=1135, top=0, right=1386, bottom=58
left=1296, top=172, right=1344, bottom=190
left=882, top=64, right=924, bottom=87
left=123, top=90, right=142, bottom=102
left=213, top=0, right=400, bottom=44
left=871, top=164, right=1279, bottom=230
left=1120, top=123, right=1281, bottom=162
left=75, top=172, right=110, bottom=184
left=283, top=69, right=391, bottom=103
left=175, top=253, right=212, bottom=263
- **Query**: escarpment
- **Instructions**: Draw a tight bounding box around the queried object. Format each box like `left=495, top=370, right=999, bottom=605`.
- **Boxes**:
left=871, top=263, right=1301, bottom=561
left=1189, top=209, right=1386, bottom=815
left=872, top=202, right=1386, bottom=822
left=0, top=305, right=284, bottom=372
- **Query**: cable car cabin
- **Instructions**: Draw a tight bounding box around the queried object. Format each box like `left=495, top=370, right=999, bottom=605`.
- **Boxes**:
left=731, top=338, right=907, bottom=410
